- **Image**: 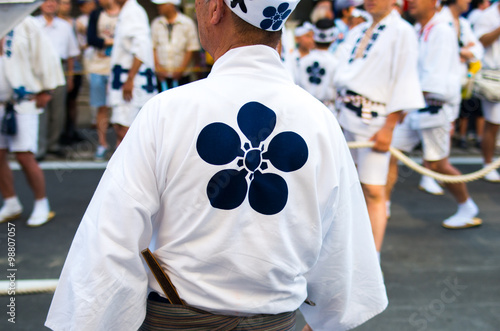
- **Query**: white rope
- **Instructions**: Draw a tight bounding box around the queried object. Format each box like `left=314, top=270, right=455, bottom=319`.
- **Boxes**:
left=347, top=141, right=500, bottom=183
left=0, top=279, right=58, bottom=295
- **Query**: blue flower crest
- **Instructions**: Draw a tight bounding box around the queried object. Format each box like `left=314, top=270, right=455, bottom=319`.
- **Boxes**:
left=260, top=3, right=292, bottom=31
left=196, top=102, right=308, bottom=215
left=307, top=62, right=325, bottom=85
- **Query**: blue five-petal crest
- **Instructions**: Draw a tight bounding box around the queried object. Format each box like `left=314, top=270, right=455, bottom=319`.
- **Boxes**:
left=260, top=3, right=292, bottom=31
left=196, top=102, right=308, bottom=215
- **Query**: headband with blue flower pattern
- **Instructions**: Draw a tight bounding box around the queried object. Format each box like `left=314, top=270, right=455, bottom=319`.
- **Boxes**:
left=224, top=0, right=301, bottom=31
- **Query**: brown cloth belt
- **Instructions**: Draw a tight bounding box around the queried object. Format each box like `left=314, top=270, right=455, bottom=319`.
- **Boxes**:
left=139, top=292, right=296, bottom=331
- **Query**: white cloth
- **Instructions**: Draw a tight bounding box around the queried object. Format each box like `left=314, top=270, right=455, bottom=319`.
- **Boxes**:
left=86, top=10, right=118, bottom=75
left=296, top=49, right=338, bottom=103
left=1, top=16, right=65, bottom=114
left=473, top=4, right=500, bottom=70
left=35, top=16, right=80, bottom=60
left=151, top=13, right=200, bottom=74
left=0, top=104, right=39, bottom=153
left=334, top=10, right=425, bottom=135
left=108, top=0, right=156, bottom=110
left=46, top=45, right=387, bottom=331
left=438, top=6, right=484, bottom=87
left=415, top=14, right=461, bottom=121
left=467, top=8, right=484, bottom=27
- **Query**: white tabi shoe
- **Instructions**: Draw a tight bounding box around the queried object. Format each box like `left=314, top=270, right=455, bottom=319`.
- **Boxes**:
left=483, top=169, right=500, bottom=183
left=0, top=200, right=23, bottom=223
left=418, top=176, right=444, bottom=195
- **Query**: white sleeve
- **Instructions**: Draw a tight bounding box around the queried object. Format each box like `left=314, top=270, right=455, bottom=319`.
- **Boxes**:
left=67, top=25, right=81, bottom=58
left=461, top=19, right=484, bottom=60
left=129, top=9, right=153, bottom=65
left=473, top=10, right=497, bottom=39
left=420, top=25, right=459, bottom=99
left=46, top=103, right=161, bottom=331
left=386, top=27, right=425, bottom=113
left=299, top=134, right=388, bottom=331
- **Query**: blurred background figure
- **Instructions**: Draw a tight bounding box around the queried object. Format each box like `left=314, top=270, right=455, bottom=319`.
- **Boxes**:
left=310, top=0, right=334, bottom=23
left=284, top=21, right=315, bottom=82
left=151, top=0, right=200, bottom=92
left=87, top=0, right=120, bottom=161
left=35, top=0, right=80, bottom=159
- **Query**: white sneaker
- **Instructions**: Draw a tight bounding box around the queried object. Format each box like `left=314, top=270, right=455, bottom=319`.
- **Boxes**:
left=418, top=176, right=444, bottom=195
left=27, top=211, right=55, bottom=227
left=0, top=199, right=23, bottom=223
left=483, top=169, right=500, bottom=183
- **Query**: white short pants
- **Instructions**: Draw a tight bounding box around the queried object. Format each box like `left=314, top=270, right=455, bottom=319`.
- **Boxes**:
left=0, top=105, right=39, bottom=154
left=343, top=129, right=391, bottom=186
left=392, top=115, right=451, bottom=162
left=481, top=99, right=500, bottom=125
left=110, top=103, right=140, bottom=127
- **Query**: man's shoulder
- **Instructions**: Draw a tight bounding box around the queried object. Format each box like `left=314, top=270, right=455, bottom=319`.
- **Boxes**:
left=176, top=13, right=196, bottom=25
left=151, top=16, right=166, bottom=27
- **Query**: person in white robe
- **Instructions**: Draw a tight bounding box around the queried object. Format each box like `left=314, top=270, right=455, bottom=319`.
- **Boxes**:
left=417, top=0, right=484, bottom=194
left=45, top=0, right=388, bottom=330
left=387, top=0, right=481, bottom=230
left=474, top=1, right=500, bottom=182
left=333, top=0, right=425, bottom=261
left=108, top=0, right=156, bottom=146
left=283, top=22, right=315, bottom=82
left=0, top=16, right=65, bottom=226
left=296, top=19, right=338, bottom=114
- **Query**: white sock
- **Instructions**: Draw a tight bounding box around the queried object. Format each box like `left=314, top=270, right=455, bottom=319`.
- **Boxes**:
left=377, top=251, right=381, bottom=263
left=31, top=198, right=50, bottom=217
left=2, top=196, right=22, bottom=211
left=457, top=198, right=478, bottom=218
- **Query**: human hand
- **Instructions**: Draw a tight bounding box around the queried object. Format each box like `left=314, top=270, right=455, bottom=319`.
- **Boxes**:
left=370, top=125, right=393, bottom=153
left=35, top=91, right=52, bottom=108
left=122, top=78, right=133, bottom=102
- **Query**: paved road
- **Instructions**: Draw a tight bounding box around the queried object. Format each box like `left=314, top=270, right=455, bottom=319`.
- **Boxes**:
left=0, top=163, right=499, bottom=330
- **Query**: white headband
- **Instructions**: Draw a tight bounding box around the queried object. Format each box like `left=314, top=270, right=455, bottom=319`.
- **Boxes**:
left=294, top=21, right=313, bottom=37
left=313, top=25, right=336, bottom=43
left=224, top=0, right=301, bottom=31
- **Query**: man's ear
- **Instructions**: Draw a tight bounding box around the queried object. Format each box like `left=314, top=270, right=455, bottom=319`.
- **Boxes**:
left=210, top=0, right=226, bottom=25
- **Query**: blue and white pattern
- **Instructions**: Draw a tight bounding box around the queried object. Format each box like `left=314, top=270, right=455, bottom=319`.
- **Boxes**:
left=348, top=25, right=386, bottom=63
left=224, top=0, right=299, bottom=31
left=3, top=30, right=14, bottom=58
left=197, top=101, right=308, bottom=215
left=306, top=62, right=325, bottom=85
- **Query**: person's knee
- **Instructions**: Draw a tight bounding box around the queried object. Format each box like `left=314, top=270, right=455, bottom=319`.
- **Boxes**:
left=362, top=184, right=385, bottom=203
left=14, top=152, right=35, bottom=166
left=427, top=159, right=447, bottom=172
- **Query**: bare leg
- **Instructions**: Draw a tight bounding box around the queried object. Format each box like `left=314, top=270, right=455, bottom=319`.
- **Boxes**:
left=114, top=124, right=129, bottom=147
left=96, top=106, right=110, bottom=148
left=427, top=158, right=468, bottom=203
left=481, top=121, right=499, bottom=164
left=15, top=152, right=46, bottom=200
left=0, top=149, right=16, bottom=199
left=362, top=183, right=387, bottom=252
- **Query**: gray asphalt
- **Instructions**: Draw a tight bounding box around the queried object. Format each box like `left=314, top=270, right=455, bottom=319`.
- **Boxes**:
left=0, top=161, right=499, bottom=331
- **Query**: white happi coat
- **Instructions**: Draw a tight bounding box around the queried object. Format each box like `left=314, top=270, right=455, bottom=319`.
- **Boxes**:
left=1, top=16, right=65, bottom=114
left=45, top=45, right=387, bottom=331
left=415, top=14, right=461, bottom=122
left=438, top=6, right=484, bottom=88
left=473, top=4, right=500, bottom=70
left=334, top=10, right=424, bottom=135
left=108, top=0, right=156, bottom=109
left=296, top=49, right=338, bottom=103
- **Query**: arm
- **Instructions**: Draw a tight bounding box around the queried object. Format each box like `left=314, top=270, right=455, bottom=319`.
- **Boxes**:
left=122, top=56, right=143, bottom=101
left=478, top=26, right=500, bottom=48
left=172, top=51, right=194, bottom=80
left=370, top=111, right=401, bottom=153
left=87, top=9, right=106, bottom=49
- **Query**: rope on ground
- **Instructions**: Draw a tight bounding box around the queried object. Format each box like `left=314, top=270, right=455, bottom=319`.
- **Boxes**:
left=347, top=141, right=500, bottom=183
left=0, top=279, right=58, bottom=296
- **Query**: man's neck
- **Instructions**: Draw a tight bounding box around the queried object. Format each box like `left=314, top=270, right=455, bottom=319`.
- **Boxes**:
left=43, top=13, right=55, bottom=24
left=371, top=9, right=391, bottom=26
left=417, top=10, right=436, bottom=29
left=165, top=10, right=177, bottom=23
left=448, top=5, right=461, bottom=19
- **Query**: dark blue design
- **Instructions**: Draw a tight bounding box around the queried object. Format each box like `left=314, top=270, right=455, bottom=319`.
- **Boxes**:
left=13, top=87, right=33, bottom=101
left=4, top=30, right=14, bottom=58
left=230, top=0, right=247, bottom=13
left=111, top=65, right=157, bottom=93
left=306, top=62, right=325, bottom=85
left=197, top=101, right=308, bottom=215
left=260, top=3, right=291, bottom=31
